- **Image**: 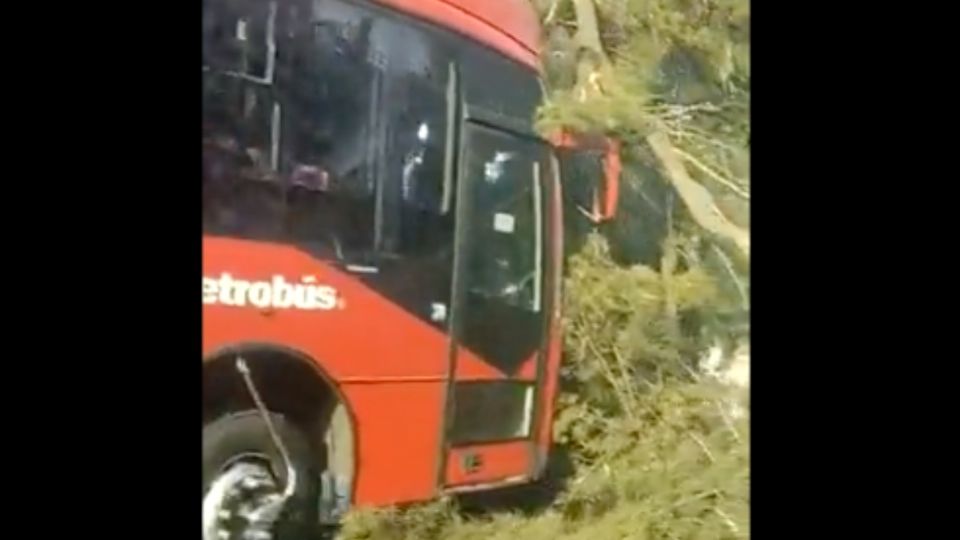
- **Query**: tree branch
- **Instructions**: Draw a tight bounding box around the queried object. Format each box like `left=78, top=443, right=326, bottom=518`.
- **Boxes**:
left=572, top=0, right=607, bottom=60
left=661, top=192, right=680, bottom=339
left=646, top=131, right=750, bottom=259
left=544, top=0, right=563, bottom=26
left=711, top=243, right=749, bottom=311
left=672, top=146, right=750, bottom=200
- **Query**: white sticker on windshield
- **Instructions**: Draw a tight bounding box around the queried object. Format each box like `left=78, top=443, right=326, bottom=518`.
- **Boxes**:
left=493, top=213, right=516, bottom=233
left=236, top=19, right=248, bottom=42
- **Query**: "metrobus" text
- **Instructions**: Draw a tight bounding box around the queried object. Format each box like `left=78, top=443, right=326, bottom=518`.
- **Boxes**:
left=202, top=273, right=341, bottom=310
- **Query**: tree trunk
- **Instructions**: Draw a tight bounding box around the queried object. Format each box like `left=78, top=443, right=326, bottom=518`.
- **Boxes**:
left=572, top=0, right=606, bottom=59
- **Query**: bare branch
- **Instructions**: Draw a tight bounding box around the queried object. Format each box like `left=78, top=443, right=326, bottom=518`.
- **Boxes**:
left=664, top=125, right=743, bottom=154
left=661, top=193, right=680, bottom=339
left=648, top=103, right=722, bottom=118
left=711, top=243, right=749, bottom=311
left=646, top=131, right=750, bottom=259
left=572, top=0, right=608, bottom=60
left=688, top=432, right=716, bottom=464
left=544, top=0, right=562, bottom=25
left=715, top=401, right=743, bottom=445
left=715, top=507, right=742, bottom=537
left=673, top=146, right=750, bottom=200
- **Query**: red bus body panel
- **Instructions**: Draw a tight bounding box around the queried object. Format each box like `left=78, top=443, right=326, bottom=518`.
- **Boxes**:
left=371, top=0, right=542, bottom=70
left=203, top=238, right=446, bottom=504
left=202, top=236, right=558, bottom=505
left=536, top=166, right=565, bottom=464
left=445, top=441, right=532, bottom=487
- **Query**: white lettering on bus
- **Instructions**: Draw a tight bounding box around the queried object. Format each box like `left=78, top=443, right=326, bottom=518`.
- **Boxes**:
left=202, top=273, right=342, bottom=310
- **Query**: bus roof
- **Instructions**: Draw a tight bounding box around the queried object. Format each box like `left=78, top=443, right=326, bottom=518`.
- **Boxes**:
left=372, top=0, right=542, bottom=71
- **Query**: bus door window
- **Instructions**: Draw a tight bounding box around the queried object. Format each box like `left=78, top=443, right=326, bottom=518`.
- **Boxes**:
left=455, top=123, right=547, bottom=374
left=467, top=143, right=541, bottom=312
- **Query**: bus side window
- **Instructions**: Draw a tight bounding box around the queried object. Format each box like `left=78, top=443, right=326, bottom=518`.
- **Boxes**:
left=203, top=0, right=285, bottom=239
left=203, top=0, right=275, bottom=80
left=276, top=7, right=379, bottom=258
left=202, top=76, right=282, bottom=239
left=389, top=76, right=452, bottom=257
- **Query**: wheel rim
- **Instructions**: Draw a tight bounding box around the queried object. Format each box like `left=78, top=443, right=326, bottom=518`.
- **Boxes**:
left=203, top=459, right=283, bottom=540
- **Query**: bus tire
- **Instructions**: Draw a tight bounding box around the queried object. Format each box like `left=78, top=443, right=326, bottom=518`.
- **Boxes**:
left=203, top=411, right=321, bottom=540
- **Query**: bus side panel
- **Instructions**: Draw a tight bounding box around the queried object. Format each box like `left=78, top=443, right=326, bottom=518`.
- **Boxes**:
left=445, top=440, right=532, bottom=487
left=204, top=237, right=452, bottom=505
left=340, top=382, right=445, bottom=505
left=454, top=349, right=539, bottom=381
left=535, top=330, right=562, bottom=467
left=203, top=238, right=452, bottom=379
left=371, top=0, right=541, bottom=70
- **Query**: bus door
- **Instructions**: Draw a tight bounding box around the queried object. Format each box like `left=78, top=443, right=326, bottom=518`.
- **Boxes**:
left=441, top=121, right=554, bottom=488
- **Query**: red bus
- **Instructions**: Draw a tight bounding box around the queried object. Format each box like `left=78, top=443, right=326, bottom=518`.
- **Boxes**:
left=202, top=0, right=617, bottom=538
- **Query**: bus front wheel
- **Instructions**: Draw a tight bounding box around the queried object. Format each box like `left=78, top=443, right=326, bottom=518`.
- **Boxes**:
left=203, top=411, right=321, bottom=540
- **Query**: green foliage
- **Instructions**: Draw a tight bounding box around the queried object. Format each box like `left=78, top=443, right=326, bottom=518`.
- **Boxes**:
left=339, top=499, right=462, bottom=540
left=554, top=382, right=749, bottom=540
left=560, top=234, right=715, bottom=413
left=537, top=0, right=749, bottom=137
